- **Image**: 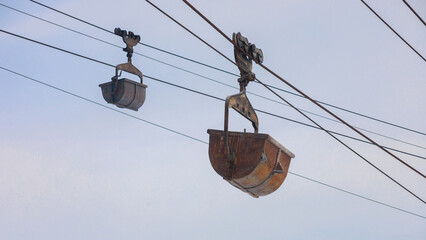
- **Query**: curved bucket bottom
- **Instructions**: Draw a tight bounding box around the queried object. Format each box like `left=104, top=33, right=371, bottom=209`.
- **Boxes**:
left=207, top=129, right=295, bottom=198
left=99, top=78, right=147, bottom=111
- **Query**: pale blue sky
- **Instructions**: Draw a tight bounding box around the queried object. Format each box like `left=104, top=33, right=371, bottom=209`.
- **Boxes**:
left=1, top=0, right=425, bottom=239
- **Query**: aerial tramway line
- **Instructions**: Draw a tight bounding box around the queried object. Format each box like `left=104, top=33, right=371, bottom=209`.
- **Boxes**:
left=0, top=0, right=424, bottom=215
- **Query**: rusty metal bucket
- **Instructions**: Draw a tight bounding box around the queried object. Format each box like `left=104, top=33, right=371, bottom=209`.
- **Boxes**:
left=207, top=91, right=295, bottom=198
left=99, top=62, right=147, bottom=111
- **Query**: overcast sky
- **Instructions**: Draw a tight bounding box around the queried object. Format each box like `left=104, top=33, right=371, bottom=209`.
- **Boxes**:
left=1, top=0, right=425, bottom=239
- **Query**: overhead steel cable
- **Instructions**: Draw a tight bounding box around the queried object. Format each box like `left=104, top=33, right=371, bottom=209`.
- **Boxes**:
left=360, top=0, right=425, bottom=61
left=1, top=28, right=423, bottom=161
left=1, top=67, right=424, bottom=220
left=4, top=3, right=424, bottom=151
left=179, top=0, right=426, bottom=181
left=26, top=1, right=426, bottom=137
left=402, top=0, right=426, bottom=26
left=4, top=4, right=421, bottom=152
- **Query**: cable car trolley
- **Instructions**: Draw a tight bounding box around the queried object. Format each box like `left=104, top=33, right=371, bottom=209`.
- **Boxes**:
left=207, top=33, right=295, bottom=198
left=99, top=28, right=147, bottom=111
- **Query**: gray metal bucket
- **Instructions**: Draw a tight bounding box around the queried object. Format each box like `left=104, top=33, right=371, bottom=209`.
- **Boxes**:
left=99, top=78, right=147, bottom=111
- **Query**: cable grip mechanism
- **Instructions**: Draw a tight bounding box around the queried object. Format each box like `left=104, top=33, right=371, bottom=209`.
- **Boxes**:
left=114, top=27, right=141, bottom=63
left=233, top=32, right=263, bottom=91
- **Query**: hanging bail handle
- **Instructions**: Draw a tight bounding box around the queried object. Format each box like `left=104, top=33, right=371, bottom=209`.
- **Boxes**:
left=223, top=90, right=259, bottom=179
left=224, top=91, right=259, bottom=135
left=115, top=62, right=143, bottom=83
